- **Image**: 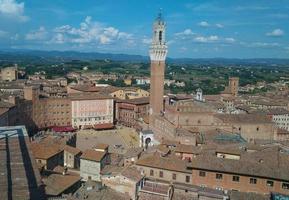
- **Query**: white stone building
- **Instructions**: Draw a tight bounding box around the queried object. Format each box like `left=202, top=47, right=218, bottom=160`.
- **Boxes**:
left=268, top=108, right=289, bottom=131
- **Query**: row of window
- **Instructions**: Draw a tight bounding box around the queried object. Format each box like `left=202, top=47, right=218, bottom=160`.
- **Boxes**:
left=74, top=116, right=110, bottom=122
left=38, top=104, right=69, bottom=109
left=149, top=169, right=190, bottom=183
left=199, top=171, right=289, bottom=189
left=273, top=117, right=289, bottom=121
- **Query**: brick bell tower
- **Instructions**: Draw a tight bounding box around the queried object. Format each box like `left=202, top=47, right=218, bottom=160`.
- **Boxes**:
left=149, top=11, right=168, bottom=118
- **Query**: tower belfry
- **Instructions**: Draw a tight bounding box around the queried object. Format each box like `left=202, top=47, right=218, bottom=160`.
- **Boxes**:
left=149, top=10, right=168, bottom=117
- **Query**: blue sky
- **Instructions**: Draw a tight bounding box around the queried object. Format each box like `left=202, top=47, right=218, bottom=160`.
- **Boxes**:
left=0, top=0, right=289, bottom=58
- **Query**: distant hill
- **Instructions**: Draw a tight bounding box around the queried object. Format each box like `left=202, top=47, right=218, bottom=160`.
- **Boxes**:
left=0, top=49, right=289, bottom=66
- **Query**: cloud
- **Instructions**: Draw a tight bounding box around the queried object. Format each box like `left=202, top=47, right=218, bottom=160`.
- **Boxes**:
left=49, top=16, right=133, bottom=45
left=142, top=38, right=152, bottom=45
left=175, top=29, right=195, bottom=37
left=198, top=21, right=210, bottom=27
left=266, top=29, right=284, bottom=37
left=25, top=27, right=48, bottom=40
left=197, top=21, right=224, bottom=28
left=216, top=23, right=224, bottom=28
left=194, top=35, right=219, bottom=43
left=225, top=37, right=236, bottom=43
left=246, top=42, right=280, bottom=48
left=0, top=0, right=28, bottom=22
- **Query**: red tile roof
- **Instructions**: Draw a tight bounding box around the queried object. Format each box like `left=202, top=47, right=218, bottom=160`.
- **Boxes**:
left=80, top=149, right=106, bottom=162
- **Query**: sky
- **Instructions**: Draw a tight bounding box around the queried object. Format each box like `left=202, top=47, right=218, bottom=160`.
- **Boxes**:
left=0, top=0, right=289, bottom=58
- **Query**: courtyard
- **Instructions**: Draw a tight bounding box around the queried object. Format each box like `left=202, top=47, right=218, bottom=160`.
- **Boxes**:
left=76, top=126, right=140, bottom=154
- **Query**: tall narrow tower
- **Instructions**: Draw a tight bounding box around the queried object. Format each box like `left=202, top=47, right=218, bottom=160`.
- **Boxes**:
left=149, top=11, right=168, bottom=117
left=229, top=77, right=239, bottom=97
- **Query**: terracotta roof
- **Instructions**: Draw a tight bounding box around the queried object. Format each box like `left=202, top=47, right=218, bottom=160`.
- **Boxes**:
left=93, top=143, right=109, bottom=150
left=121, top=166, right=143, bottom=182
left=64, top=145, right=82, bottom=156
left=175, top=144, right=201, bottom=154
left=43, top=173, right=81, bottom=196
left=214, top=114, right=272, bottom=124
left=30, top=143, right=63, bottom=160
left=69, top=84, right=100, bottom=92
left=116, top=97, right=149, bottom=105
left=124, top=147, right=143, bottom=158
left=69, top=93, right=113, bottom=100
left=30, top=138, right=64, bottom=160
left=80, top=149, right=106, bottom=162
left=136, top=152, right=191, bottom=173
left=190, top=146, right=289, bottom=181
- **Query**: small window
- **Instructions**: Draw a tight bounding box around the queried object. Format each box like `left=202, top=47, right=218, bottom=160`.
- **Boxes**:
left=256, top=127, right=259, bottom=131
left=267, top=180, right=274, bottom=187
left=150, top=170, right=154, bottom=176
left=216, top=173, right=223, bottom=180
left=282, top=183, right=289, bottom=190
left=250, top=178, right=257, bottom=184
left=199, top=171, right=206, bottom=177
left=186, top=176, right=190, bottom=183
left=172, top=173, right=177, bottom=180
left=159, top=171, right=163, bottom=178
left=232, top=176, right=240, bottom=182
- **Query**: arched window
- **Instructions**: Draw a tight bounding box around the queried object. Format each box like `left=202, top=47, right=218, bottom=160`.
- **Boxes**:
left=159, top=31, right=162, bottom=42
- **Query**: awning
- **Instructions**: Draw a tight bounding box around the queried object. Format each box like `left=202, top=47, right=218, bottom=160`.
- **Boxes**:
left=52, top=126, right=75, bottom=132
left=94, top=123, right=114, bottom=130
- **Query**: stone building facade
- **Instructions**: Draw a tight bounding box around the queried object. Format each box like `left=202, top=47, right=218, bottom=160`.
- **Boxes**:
left=80, top=149, right=107, bottom=181
left=64, top=145, right=82, bottom=169
left=116, top=97, right=149, bottom=127
left=70, top=94, right=114, bottom=129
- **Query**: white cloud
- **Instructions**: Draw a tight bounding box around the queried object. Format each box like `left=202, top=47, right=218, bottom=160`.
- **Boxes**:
left=247, top=42, right=280, bottom=48
left=142, top=38, right=152, bottom=45
left=194, top=35, right=219, bottom=43
left=216, top=23, right=224, bottom=28
left=198, top=21, right=210, bottom=27
left=50, top=16, right=133, bottom=45
left=175, top=29, right=195, bottom=36
left=225, top=37, right=236, bottom=43
left=0, top=0, right=28, bottom=22
left=266, top=29, right=284, bottom=37
left=25, top=26, right=48, bottom=40
left=51, top=33, right=65, bottom=44
left=180, top=47, right=187, bottom=51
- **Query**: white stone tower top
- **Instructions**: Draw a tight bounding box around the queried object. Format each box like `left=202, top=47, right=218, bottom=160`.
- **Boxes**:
left=149, top=10, right=168, bottom=61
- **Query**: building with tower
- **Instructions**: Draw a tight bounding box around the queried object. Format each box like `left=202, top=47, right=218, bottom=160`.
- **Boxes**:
left=229, top=77, right=239, bottom=97
left=149, top=11, right=168, bottom=118
left=222, top=77, right=240, bottom=97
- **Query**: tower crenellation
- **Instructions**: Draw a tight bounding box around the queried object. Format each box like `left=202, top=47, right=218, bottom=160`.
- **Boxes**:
left=149, top=11, right=168, bottom=62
